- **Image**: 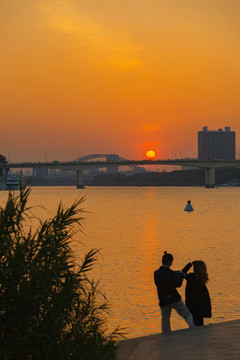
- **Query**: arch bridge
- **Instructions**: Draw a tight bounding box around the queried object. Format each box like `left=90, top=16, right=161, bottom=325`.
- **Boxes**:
left=58, top=154, right=144, bottom=177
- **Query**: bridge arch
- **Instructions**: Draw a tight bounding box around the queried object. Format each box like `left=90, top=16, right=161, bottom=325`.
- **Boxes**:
left=58, top=154, right=144, bottom=176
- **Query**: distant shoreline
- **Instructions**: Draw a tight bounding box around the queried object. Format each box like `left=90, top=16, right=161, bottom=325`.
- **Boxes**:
left=23, top=166, right=240, bottom=187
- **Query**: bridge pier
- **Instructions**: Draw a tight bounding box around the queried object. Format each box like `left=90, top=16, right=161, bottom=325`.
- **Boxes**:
left=2, top=168, right=7, bottom=178
left=205, top=168, right=215, bottom=188
left=106, top=154, right=119, bottom=174
left=76, top=170, right=84, bottom=189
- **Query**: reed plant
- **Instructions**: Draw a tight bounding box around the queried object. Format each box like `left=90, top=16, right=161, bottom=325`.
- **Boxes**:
left=0, top=186, right=122, bottom=359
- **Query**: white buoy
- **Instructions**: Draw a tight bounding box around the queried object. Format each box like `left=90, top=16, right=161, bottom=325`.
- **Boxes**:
left=184, top=200, right=194, bottom=212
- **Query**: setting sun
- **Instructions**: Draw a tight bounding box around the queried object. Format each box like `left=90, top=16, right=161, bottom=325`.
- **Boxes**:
left=146, top=150, right=156, bottom=159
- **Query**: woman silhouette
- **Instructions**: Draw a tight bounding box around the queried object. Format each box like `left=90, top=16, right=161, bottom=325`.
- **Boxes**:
left=182, top=260, right=212, bottom=326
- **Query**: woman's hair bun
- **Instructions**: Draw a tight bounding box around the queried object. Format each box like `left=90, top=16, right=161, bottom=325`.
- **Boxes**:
left=164, top=251, right=167, bottom=255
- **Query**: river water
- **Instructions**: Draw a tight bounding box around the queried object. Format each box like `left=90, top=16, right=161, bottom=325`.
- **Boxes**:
left=1, top=186, right=240, bottom=337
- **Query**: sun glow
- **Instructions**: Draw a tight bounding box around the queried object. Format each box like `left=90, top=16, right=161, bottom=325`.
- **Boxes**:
left=146, top=150, right=156, bottom=159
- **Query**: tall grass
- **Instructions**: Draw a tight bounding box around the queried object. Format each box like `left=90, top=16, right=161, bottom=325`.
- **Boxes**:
left=0, top=186, right=122, bottom=359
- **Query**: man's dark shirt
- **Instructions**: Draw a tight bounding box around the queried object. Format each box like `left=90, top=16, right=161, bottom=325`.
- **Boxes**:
left=154, top=266, right=183, bottom=307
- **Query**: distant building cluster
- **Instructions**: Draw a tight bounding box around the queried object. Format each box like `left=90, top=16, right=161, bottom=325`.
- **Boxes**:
left=198, top=126, right=236, bottom=160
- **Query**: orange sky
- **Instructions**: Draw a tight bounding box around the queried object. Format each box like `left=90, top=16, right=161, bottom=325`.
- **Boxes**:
left=1, top=0, right=240, bottom=162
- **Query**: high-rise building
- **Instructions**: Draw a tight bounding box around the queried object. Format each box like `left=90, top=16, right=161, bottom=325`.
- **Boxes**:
left=198, top=126, right=236, bottom=160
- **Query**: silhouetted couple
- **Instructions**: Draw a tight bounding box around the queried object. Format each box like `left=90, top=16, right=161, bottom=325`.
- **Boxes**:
left=154, top=251, right=211, bottom=333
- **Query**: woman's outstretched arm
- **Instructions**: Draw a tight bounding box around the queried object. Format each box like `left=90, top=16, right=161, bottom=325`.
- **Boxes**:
left=181, top=262, right=192, bottom=276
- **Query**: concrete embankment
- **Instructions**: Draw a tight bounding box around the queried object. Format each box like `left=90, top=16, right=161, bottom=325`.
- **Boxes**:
left=118, top=319, right=240, bottom=360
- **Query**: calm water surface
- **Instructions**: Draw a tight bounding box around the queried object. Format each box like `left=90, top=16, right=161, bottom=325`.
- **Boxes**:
left=1, top=186, right=240, bottom=337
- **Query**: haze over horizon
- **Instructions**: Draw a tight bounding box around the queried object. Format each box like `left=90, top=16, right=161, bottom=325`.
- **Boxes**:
left=1, top=0, right=240, bottom=162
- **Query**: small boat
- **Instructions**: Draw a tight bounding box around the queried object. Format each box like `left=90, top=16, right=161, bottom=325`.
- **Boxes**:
left=5, top=175, right=21, bottom=190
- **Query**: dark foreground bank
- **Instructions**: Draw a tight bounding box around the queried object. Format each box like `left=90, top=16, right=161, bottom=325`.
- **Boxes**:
left=118, top=319, right=240, bottom=360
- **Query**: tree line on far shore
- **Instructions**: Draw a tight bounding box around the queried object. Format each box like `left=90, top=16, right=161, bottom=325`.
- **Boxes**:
left=92, top=167, right=240, bottom=186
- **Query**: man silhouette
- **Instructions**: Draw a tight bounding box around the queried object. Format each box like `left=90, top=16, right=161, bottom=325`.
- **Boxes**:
left=154, top=251, right=194, bottom=333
